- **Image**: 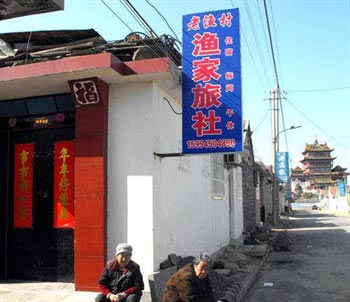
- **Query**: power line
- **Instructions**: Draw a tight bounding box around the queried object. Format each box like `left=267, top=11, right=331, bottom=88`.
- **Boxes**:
left=163, top=97, right=182, bottom=115
left=269, top=0, right=284, bottom=88
left=119, top=0, right=157, bottom=37
left=256, top=0, right=274, bottom=77
left=252, top=108, right=270, bottom=132
left=285, top=97, right=349, bottom=150
left=101, top=0, right=133, bottom=32
left=288, top=86, right=350, bottom=93
left=239, top=29, right=266, bottom=90
left=145, top=0, right=181, bottom=45
left=279, top=92, right=288, bottom=151
left=227, top=0, right=266, bottom=90
left=263, top=0, right=279, bottom=87
left=101, top=0, right=180, bottom=66
left=243, top=0, right=272, bottom=88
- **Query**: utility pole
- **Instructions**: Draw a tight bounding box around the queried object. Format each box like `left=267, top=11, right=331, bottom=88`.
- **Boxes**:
left=272, top=85, right=280, bottom=225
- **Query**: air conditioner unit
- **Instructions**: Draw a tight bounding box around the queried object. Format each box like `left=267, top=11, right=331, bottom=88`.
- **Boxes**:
left=224, top=154, right=235, bottom=164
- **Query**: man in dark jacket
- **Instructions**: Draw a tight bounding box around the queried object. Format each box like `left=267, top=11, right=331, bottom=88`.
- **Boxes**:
left=163, top=253, right=216, bottom=302
left=96, top=243, right=144, bottom=302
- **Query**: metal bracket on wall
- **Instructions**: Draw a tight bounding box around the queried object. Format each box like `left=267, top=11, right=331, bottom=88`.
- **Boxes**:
left=153, top=152, right=183, bottom=158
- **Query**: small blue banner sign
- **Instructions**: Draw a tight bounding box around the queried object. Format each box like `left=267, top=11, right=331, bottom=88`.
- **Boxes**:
left=338, top=181, right=346, bottom=197
left=276, top=152, right=289, bottom=183
left=182, top=8, right=242, bottom=154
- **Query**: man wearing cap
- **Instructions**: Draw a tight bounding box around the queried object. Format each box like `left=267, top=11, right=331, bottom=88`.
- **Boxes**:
left=95, top=243, right=144, bottom=302
left=163, top=253, right=216, bottom=302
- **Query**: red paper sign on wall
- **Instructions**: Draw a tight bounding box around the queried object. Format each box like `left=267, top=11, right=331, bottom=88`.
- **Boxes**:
left=54, top=141, right=75, bottom=228
left=14, top=143, right=33, bottom=228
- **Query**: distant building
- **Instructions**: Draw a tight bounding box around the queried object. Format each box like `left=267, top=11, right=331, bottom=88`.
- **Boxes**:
left=291, top=139, right=348, bottom=190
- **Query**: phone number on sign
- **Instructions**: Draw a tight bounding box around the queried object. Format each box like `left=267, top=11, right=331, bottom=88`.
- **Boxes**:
left=186, top=139, right=236, bottom=149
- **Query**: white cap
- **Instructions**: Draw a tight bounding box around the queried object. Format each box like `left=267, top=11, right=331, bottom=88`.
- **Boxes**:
left=115, top=243, right=132, bottom=255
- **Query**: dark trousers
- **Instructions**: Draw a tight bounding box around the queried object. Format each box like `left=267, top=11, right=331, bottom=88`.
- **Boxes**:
left=95, top=293, right=142, bottom=302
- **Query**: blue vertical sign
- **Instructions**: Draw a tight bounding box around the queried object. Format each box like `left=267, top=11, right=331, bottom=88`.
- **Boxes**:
left=182, top=8, right=242, bottom=154
left=276, top=152, right=289, bottom=183
left=338, top=181, right=346, bottom=197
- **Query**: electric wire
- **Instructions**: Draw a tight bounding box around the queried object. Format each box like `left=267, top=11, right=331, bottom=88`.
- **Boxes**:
left=103, top=0, right=245, bottom=115
left=119, top=0, right=181, bottom=64
left=256, top=0, right=274, bottom=77
left=163, top=97, right=182, bottom=115
left=243, top=0, right=271, bottom=88
left=101, top=0, right=133, bottom=32
left=269, top=0, right=284, bottom=88
left=24, top=31, right=32, bottom=64
left=279, top=95, right=288, bottom=151
left=145, top=0, right=181, bottom=45
left=288, top=86, right=350, bottom=92
left=263, top=0, right=279, bottom=87
left=285, top=97, right=349, bottom=150
left=228, top=0, right=270, bottom=131
left=226, top=1, right=266, bottom=90
left=252, top=109, right=270, bottom=133
left=100, top=0, right=185, bottom=119
left=101, top=0, right=180, bottom=66
left=120, top=0, right=156, bottom=37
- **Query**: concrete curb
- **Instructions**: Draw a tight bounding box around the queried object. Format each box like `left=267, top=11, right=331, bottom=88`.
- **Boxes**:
left=218, top=242, right=273, bottom=302
left=235, top=248, right=271, bottom=302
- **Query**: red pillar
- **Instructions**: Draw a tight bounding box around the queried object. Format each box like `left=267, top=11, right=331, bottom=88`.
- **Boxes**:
left=69, top=77, right=108, bottom=291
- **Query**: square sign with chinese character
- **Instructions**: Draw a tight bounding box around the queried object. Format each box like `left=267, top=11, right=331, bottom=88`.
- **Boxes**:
left=182, top=8, right=242, bottom=154
left=276, top=152, right=290, bottom=183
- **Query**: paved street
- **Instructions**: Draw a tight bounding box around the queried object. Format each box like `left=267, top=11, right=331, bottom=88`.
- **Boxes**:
left=243, top=210, right=350, bottom=302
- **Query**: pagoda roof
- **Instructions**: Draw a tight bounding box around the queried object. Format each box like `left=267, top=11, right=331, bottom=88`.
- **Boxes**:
left=301, top=156, right=336, bottom=162
left=303, top=139, right=334, bottom=153
left=331, top=165, right=347, bottom=172
left=291, top=166, right=303, bottom=172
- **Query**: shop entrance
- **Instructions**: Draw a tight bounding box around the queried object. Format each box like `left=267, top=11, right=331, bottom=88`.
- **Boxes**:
left=0, top=94, right=75, bottom=282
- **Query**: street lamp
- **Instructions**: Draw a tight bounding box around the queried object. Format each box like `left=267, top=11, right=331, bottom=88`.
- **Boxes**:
left=273, top=124, right=302, bottom=172
left=272, top=124, right=302, bottom=224
left=276, top=125, right=302, bottom=152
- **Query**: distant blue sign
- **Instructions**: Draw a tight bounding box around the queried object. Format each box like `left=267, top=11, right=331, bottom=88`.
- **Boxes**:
left=276, top=152, right=289, bottom=183
left=338, top=181, right=346, bottom=197
left=182, top=8, right=242, bottom=154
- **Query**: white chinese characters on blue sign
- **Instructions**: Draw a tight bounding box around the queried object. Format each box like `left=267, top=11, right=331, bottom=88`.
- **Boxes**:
left=276, top=152, right=289, bottom=183
left=182, top=8, right=242, bottom=154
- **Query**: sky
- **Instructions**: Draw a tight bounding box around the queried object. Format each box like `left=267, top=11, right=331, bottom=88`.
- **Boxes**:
left=0, top=0, right=349, bottom=171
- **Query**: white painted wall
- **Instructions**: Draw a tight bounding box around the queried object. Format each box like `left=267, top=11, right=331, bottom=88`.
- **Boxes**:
left=107, top=82, right=155, bottom=290
left=127, top=176, right=154, bottom=290
left=230, top=167, right=244, bottom=242
left=152, top=83, right=230, bottom=266
left=107, top=80, right=233, bottom=289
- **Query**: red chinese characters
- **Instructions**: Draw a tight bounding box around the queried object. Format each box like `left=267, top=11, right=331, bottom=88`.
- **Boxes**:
left=187, top=11, right=237, bottom=139
left=54, top=141, right=74, bottom=228
left=14, top=143, right=33, bottom=228
left=192, top=111, right=222, bottom=136
left=192, top=57, right=221, bottom=82
left=191, top=83, right=222, bottom=109
left=219, top=12, right=233, bottom=27
left=192, top=33, right=221, bottom=56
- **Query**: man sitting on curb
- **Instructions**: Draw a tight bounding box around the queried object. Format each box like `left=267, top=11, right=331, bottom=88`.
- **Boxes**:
left=163, top=252, right=216, bottom=302
left=96, top=243, right=144, bottom=302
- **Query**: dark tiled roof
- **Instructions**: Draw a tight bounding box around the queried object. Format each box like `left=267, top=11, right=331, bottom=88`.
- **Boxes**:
left=0, top=29, right=182, bottom=68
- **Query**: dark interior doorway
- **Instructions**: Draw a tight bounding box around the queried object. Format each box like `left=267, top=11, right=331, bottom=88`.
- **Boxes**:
left=0, top=94, right=75, bottom=282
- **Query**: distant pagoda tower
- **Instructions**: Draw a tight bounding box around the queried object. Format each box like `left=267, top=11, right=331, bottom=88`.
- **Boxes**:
left=292, top=139, right=336, bottom=189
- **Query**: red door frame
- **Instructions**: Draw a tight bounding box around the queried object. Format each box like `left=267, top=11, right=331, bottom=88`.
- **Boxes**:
left=69, top=77, right=109, bottom=291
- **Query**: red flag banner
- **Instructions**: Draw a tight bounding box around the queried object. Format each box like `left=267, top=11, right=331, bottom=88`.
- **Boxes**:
left=14, top=143, right=34, bottom=228
left=54, top=141, right=75, bottom=228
